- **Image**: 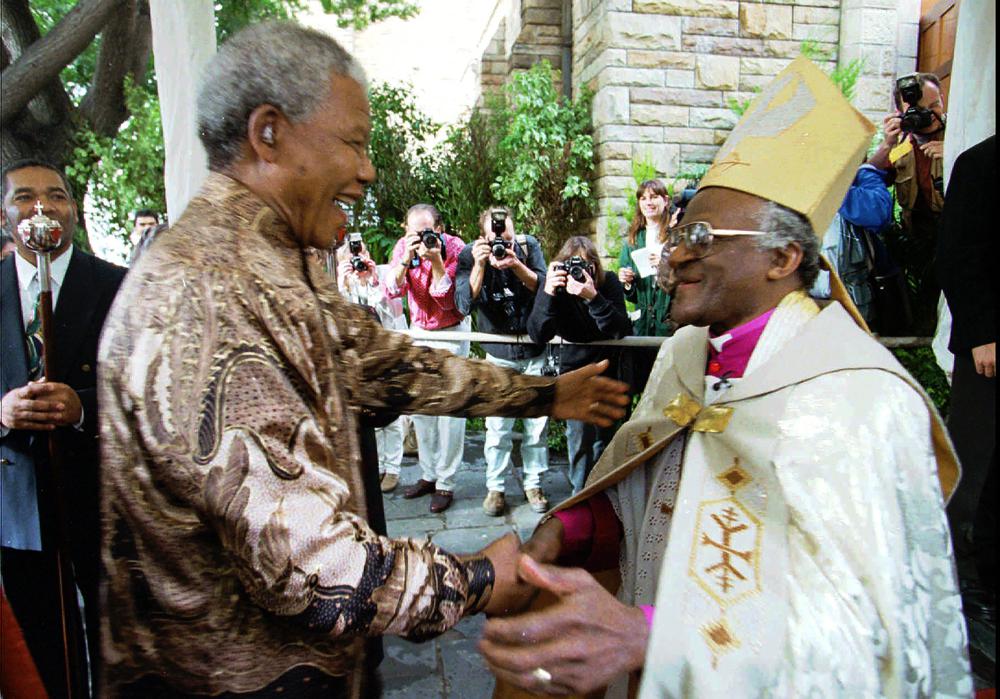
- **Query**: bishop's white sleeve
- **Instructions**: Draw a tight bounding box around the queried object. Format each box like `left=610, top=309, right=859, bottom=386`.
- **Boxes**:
left=770, top=371, right=972, bottom=698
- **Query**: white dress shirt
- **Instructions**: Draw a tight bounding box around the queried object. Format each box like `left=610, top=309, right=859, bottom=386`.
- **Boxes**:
left=14, top=245, right=74, bottom=328
left=7, top=245, right=84, bottom=430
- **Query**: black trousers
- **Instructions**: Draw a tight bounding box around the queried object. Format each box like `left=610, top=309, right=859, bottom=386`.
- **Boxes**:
left=946, top=352, right=996, bottom=578
left=1, top=546, right=89, bottom=698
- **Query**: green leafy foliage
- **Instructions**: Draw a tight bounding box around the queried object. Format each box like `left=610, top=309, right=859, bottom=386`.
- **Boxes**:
left=318, top=0, right=419, bottom=29
left=892, top=347, right=951, bottom=417
left=490, top=62, right=596, bottom=260
left=66, top=78, right=166, bottom=248
left=25, top=0, right=416, bottom=252
left=354, top=64, right=597, bottom=264
left=434, top=106, right=505, bottom=240
left=726, top=93, right=757, bottom=118
left=351, top=83, right=442, bottom=262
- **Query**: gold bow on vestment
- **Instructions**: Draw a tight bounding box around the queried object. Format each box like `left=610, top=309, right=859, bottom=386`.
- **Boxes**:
left=662, top=392, right=734, bottom=433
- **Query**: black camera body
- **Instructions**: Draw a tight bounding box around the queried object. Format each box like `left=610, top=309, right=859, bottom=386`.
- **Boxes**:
left=556, top=255, right=591, bottom=293
left=410, top=229, right=446, bottom=268
left=421, top=229, right=443, bottom=250
left=491, top=236, right=512, bottom=259
left=489, top=288, right=517, bottom=319
left=348, top=232, right=367, bottom=272
left=489, top=210, right=511, bottom=259
left=896, top=75, right=935, bottom=133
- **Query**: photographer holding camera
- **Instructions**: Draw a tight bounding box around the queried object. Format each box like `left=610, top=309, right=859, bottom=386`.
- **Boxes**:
left=337, top=234, right=412, bottom=494
left=528, top=236, right=631, bottom=493
left=387, top=203, right=470, bottom=513
left=870, top=72, right=947, bottom=329
left=455, top=207, right=551, bottom=516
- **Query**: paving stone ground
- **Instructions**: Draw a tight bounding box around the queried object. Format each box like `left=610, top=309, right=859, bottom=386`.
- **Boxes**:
left=381, top=432, right=572, bottom=699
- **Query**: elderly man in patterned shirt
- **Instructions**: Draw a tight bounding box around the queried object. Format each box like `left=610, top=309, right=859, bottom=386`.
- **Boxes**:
left=96, top=21, right=628, bottom=699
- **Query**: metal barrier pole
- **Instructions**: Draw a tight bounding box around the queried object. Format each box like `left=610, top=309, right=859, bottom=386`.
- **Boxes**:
left=391, top=328, right=932, bottom=350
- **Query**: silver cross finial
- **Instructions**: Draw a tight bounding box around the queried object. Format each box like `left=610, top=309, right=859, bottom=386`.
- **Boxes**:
left=33, top=200, right=44, bottom=216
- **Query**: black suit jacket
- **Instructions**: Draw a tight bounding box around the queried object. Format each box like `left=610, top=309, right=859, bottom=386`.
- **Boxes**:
left=1, top=248, right=126, bottom=590
left=936, top=134, right=996, bottom=355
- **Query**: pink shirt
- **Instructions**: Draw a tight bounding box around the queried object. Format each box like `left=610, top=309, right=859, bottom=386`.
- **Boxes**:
left=387, top=233, right=466, bottom=330
left=706, top=307, right=775, bottom=379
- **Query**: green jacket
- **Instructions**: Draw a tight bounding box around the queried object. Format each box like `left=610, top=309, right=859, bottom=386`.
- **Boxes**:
left=618, top=227, right=673, bottom=336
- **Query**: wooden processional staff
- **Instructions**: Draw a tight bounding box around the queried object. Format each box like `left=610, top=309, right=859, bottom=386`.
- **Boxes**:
left=17, top=202, right=87, bottom=698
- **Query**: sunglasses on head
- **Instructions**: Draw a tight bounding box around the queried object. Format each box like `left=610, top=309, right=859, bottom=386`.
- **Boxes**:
left=666, top=221, right=766, bottom=257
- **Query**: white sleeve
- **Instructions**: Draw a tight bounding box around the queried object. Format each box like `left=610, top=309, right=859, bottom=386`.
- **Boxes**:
left=771, top=371, right=971, bottom=698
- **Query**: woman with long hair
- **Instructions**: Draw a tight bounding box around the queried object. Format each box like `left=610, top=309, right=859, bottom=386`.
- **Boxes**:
left=617, top=179, right=674, bottom=395
left=619, top=179, right=673, bottom=335
left=527, top=236, right=631, bottom=492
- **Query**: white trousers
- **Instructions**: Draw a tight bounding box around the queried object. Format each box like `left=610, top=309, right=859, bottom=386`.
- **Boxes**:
left=483, top=353, right=549, bottom=492
left=412, top=318, right=471, bottom=491
left=375, top=415, right=409, bottom=476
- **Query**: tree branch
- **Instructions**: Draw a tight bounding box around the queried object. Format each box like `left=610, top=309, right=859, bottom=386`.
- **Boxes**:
left=0, top=0, right=124, bottom=126
left=79, top=0, right=138, bottom=134
left=1, top=0, right=74, bottom=134
left=78, top=0, right=153, bottom=136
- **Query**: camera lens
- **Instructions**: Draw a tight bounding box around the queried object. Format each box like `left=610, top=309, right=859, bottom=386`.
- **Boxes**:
left=351, top=256, right=367, bottom=272
left=491, top=239, right=507, bottom=259
left=421, top=230, right=438, bottom=248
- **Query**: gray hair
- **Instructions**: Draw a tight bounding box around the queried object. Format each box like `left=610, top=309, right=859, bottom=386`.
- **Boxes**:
left=755, top=201, right=820, bottom=288
left=197, top=21, right=367, bottom=170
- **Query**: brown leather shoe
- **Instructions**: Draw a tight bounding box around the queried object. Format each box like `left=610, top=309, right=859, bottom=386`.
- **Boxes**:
left=402, top=479, right=436, bottom=499
left=430, top=490, right=453, bottom=513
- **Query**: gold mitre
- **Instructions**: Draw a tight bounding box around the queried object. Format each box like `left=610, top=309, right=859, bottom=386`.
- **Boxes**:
left=699, top=56, right=875, bottom=237
left=698, top=56, right=876, bottom=329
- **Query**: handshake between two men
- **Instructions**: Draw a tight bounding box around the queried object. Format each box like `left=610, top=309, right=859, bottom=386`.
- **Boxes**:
left=475, top=513, right=648, bottom=697
left=470, top=358, right=649, bottom=697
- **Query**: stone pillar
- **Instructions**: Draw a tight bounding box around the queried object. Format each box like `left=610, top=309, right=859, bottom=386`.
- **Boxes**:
left=480, top=19, right=509, bottom=100
left=839, top=0, right=915, bottom=124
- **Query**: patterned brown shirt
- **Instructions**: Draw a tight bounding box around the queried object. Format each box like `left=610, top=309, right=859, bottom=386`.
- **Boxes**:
left=98, top=174, right=555, bottom=695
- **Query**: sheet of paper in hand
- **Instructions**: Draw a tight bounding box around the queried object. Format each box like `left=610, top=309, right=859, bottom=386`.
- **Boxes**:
left=630, top=242, right=664, bottom=279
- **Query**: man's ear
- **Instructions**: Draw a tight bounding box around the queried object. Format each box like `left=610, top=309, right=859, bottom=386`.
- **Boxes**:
left=766, top=241, right=804, bottom=281
left=246, top=105, right=287, bottom=163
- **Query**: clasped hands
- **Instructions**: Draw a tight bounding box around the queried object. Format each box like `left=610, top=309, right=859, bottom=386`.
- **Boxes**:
left=476, top=521, right=649, bottom=696
left=1, top=380, right=82, bottom=431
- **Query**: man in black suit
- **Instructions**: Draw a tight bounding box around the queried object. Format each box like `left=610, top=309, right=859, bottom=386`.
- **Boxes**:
left=1, top=159, right=126, bottom=696
left=936, top=134, right=996, bottom=625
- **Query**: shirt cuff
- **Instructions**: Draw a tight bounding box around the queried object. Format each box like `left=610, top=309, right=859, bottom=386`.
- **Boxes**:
left=639, top=605, right=655, bottom=630
left=430, top=274, right=453, bottom=296
left=552, top=504, right=595, bottom=562
left=584, top=492, right=622, bottom=571
left=459, top=554, right=496, bottom=615
left=73, top=406, right=85, bottom=431
left=384, top=276, right=404, bottom=299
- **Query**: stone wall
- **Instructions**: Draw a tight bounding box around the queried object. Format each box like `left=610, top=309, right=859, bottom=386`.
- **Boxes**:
left=478, top=0, right=920, bottom=251
left=480, top=0, right=568, bottom=99
left=577, top=0, right=847, bottom=247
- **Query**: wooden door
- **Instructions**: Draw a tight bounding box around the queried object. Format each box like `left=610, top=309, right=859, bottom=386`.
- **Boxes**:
left=918, top=0, right=959, bottom=107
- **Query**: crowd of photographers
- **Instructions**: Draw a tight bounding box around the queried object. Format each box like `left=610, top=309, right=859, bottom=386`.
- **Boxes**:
left=332, top=85, right=991, bottom=644
left=336, top=200, right=659, bottom=516
left=332, top=71, right=957, bottom=518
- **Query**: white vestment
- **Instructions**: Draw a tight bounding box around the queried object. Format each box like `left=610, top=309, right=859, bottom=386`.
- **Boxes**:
left=557, top=293, right=970, bottom=698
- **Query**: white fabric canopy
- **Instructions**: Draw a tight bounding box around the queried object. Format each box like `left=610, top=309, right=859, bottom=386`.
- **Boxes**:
left=149, top=0, right=216, bottom=224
